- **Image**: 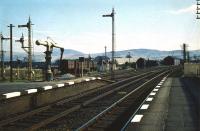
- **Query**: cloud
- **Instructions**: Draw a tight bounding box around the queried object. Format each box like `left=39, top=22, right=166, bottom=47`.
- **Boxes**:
left=167, top=4, right=196, bottom=15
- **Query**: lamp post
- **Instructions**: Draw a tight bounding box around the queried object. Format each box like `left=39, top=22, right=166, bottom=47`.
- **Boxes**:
left=103, top=8, right=115, bottom=80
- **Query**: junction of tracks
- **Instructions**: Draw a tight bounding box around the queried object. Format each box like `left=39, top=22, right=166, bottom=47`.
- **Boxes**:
left=0, top=66, right=199, bottom=131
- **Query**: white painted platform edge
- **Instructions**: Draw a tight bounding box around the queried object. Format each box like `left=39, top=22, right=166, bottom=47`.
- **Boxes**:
left=56, top=83, right=65, bottom=87
left=3, top=92, right=21, bottom=98
left=156, top=85, right=161, bottom=88
left=85, top=78, right=90, bottom=82
left=150, top=92, right=156, bottom=96
left=140, top=104, right=149, bottom=110
left=153, top=89, right=159, bottom=92
left=66, top=81, right=74, bottom=85
left=91, top=77, right=96, bottom=80
left=25, top=89, right=38, bottom=94
left=131, top=115, right=144, bottom=123
left=146, top=97, right=153, bottom=101
left=97, top=77, right=102, bottom=80
left=42, top=86, right=53, bottom=90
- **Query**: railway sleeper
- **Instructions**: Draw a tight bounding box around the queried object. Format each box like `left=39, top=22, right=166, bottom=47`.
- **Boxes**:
left=88, top=126, right=106, bottom=131
left=21, top=118, right=44, bottom=123
left=99, top=115, right=119, bottom=122
left=7, top=122, right=31, bottom=128
left=92, top=120, right=113, bottom=129
left=1, top=126, right=24, bottom=131
left=26, top=115, right=47, bottom=120
left=34, top=113, right=53, bottom=118
left=87, top=128, right=104, bottom=131
left=48, top=107, right=66, bottom=112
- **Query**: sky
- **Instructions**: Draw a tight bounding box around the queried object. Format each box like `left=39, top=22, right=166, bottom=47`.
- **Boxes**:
left=0, top=0, right=200, bottom=54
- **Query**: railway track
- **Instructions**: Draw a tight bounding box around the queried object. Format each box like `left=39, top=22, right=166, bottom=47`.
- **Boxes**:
left=0, top=67, right=171, bottom=131
left=101, top=66, right=168, bottom=81
left=78, top=70, right=171, bottom=131
left=43, top=68, right=170, bottom=131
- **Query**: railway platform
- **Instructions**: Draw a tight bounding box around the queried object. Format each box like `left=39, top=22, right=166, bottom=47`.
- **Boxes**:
left=125, top=77, right=200, bottom=131
left=0, top=76, right=94, bottom=94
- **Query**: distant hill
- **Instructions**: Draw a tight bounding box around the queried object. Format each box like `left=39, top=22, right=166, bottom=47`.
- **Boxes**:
left=3, top=49, right=84, bottom=62
left=52, top=48, right=84, bottom=60
left=91, top=49, right=200, bottom=60
left=2, top=48, right=200, bottom=62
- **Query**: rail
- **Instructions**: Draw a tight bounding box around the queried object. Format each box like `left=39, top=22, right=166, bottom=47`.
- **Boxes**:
left=76, top=70, right=170, bottom=130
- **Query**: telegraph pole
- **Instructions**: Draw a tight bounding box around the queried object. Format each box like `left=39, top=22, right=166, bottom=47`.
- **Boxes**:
left=187, top=51, right=190, bottom=62
left=0, top=33, right=9, bottom=80
left=8, top=24, right=15, bottom=82
left=128, top=52, right=130, bottom=63
left=18, top=17, right=33, bottom=81
left=103, top=8, right=116, bottom=80
left=105, top=46, right=107, bottom=58
left=197, top=0, right=200, bottom=57
left=183, top=43, right=187, bottom=63
left=16, top=57, right=20, bottom=79
left=197, top=0, right=200, bottom=19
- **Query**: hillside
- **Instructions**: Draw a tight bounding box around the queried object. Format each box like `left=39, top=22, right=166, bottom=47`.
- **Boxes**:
left=2, top=49, right=84, bottom=62
left=91, top=49, right=200, bottom=60
left=2, top=48, right=200, bottom=62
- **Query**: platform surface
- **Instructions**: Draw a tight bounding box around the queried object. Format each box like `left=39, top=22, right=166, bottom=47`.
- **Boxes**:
left=0, top=77, right=91, bottom=94
left=126, top=77, right=199, bottom=131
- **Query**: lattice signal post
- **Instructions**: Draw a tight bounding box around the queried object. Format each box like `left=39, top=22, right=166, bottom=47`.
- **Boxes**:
left=103, top=8, right=116, bottom=80
left=18, top=17, right=34, bottom=81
